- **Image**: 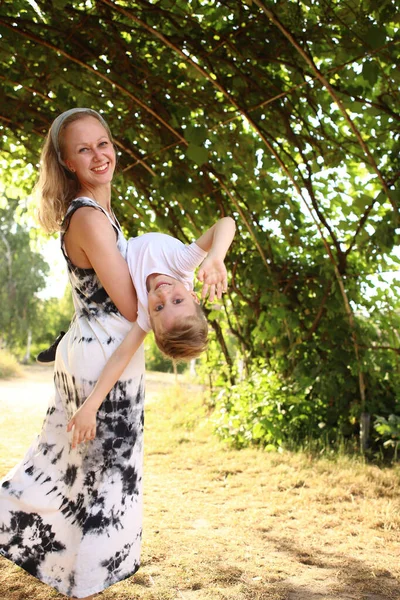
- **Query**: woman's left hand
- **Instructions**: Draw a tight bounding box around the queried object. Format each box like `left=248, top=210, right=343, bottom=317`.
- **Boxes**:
left=67, top=403, right=97, bottom=449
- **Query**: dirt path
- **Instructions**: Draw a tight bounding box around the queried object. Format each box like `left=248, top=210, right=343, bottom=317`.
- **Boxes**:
left=0, top=366, right=182, bottom=473
left=0, top=367, right=399, bottom=600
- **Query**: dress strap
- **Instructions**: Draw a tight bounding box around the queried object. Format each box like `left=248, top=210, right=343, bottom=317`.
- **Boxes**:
left=62, top=196, right=120, bottom=234
left=61, top=197, right=120, bottom=263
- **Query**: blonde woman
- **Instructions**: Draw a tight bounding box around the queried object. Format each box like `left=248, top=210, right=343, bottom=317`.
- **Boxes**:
left=0, top=108, right=145, bottom=599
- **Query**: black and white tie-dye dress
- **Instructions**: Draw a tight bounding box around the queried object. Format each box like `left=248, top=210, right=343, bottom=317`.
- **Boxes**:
left=0, top=197, right=145, bottom=598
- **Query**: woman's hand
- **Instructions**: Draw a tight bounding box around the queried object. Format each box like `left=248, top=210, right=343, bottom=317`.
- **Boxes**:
left=197, top=254, right=228, bottom=302
left=67, top=403, right=97, bottom=449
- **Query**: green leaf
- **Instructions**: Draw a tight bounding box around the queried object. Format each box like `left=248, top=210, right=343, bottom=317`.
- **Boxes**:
left=264, top=444, right=277, bottom=452
left=389, top=189, right=400, bottom=206
left=354, top=194, right=373, bottom=211
left=362, top=60, right=379, bottom=86
left=185, top=143, right=209, bottom=165
left=374, top=191, right=386, bottom=204
left=169, top=113, right=180, bottom=129
left=159, top=0, right=175, bottom=8
left=184, top=125, right=208, bottom=145
left=365, top=26, right=387, bottom=49
left=347, top=85, right=364, bottom=97
left=52, top=0, right=69, bottom=8
left=252, top=422, right=265, bottom=439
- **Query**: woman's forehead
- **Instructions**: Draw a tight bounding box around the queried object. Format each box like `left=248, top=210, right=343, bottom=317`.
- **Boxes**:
left=63, top=115, right=109, bottom=142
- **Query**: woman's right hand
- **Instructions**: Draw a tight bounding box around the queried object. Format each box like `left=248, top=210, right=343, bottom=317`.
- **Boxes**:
left=67, top=403, right=97, bottom=449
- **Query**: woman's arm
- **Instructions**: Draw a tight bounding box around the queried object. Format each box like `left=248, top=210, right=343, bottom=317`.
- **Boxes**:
left=67, top=322, right=147, bottom=448
left=64, top=207, right=137, bottom=321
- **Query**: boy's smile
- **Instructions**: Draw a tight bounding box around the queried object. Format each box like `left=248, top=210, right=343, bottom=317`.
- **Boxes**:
left=147, top=274, right=199, bottom=332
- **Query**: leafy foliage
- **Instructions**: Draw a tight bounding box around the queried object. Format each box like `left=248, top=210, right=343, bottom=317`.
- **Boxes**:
left=0, top=198, right=49, bottom=351
left=374, top=415, right=400, bottom=461
left=32, top=288, right=74, bottom=358
left=0, top=0, right=399, bottom=452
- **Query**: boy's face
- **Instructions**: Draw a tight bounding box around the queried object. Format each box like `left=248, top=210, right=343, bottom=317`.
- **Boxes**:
left=147, top=275, right=200, bottom=333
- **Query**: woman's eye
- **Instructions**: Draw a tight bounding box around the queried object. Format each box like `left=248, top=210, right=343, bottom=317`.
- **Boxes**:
left=99, top=141, right=108, bottom=147
left=79, top=147, right=89, bottom=153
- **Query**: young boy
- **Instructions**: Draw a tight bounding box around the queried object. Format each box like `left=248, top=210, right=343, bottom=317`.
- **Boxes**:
left=67, top=216, right=236, bottom=448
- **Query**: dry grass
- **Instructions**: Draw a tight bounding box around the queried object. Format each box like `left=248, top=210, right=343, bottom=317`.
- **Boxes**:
left=0, top=349, right=23, bottom=380
left=0, top=368, right=399, bottom=600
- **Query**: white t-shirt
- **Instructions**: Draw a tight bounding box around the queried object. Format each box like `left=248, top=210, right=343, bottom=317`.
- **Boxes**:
left=126, top=233, right=207, bottom=333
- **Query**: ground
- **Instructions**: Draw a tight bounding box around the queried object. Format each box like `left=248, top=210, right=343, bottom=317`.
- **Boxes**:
left=0, top=366, right=399, bottom=600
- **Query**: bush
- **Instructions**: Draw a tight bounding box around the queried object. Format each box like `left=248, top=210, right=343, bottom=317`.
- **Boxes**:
left=214, top=360, right=322, bottom=450
left=0, top=349, right=23, bottom=379
left=374, top=415, right=400, bottom=461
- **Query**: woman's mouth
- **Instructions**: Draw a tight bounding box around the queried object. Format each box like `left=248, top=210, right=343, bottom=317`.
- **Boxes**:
left=92, top=163, right=109, bottom=173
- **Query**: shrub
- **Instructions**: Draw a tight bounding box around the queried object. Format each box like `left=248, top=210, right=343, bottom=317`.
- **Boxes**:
left=374, top=415, right=400, bottom=461
left=213, top=360, right=325, bottom=450
left=0, top=348, right=23, bottom=379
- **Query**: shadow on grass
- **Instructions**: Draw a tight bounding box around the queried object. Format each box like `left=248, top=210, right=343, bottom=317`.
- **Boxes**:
left=266, top=534, right=399, bottom=600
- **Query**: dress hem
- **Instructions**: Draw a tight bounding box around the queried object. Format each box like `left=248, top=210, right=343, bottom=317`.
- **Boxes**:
left=0, top=550, right=140, bottom=598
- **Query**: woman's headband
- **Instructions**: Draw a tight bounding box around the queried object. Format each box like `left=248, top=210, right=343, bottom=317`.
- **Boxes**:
left=50, top=108, right=109, bottom=167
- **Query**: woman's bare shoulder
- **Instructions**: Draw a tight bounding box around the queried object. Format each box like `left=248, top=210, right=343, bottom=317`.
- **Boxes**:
left=68, top=206, right=114, bottom=239
left=68, top=205, right=108, bottom=226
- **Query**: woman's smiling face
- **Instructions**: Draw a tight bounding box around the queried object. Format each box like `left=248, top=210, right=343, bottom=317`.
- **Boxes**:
left=61, top=115, right=116, bottom=189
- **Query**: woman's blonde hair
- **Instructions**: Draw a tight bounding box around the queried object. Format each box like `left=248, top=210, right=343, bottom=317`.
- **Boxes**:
left=35, top=109, right=113, bottom=234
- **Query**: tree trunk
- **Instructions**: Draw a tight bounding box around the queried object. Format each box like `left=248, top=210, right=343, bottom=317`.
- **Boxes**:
left=22, top=328, right=32, bottom=364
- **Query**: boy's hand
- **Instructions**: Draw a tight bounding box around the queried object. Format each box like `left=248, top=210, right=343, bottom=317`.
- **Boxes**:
left=67, top=403, right=97, bottom=449
left=197, top=254, right=228, bottom=302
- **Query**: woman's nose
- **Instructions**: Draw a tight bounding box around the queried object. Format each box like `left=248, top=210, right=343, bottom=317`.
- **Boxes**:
left=92, top=147, right=103, bottom=160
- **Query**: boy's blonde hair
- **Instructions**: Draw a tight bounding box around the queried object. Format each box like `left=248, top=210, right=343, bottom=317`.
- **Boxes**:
left=153, top=304, right=208, bottom=361
left=35, top=110, right=113, bottom=234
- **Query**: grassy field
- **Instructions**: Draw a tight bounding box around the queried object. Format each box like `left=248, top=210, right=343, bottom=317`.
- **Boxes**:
left=0, top=367, right=399, bottom=600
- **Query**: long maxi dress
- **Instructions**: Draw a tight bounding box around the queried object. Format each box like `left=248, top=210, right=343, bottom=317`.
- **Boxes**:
left=0, top=197, right=145, bottom=598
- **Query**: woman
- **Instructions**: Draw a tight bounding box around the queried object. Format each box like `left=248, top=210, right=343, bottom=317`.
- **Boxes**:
left=0, top=108, right=145, bottom=599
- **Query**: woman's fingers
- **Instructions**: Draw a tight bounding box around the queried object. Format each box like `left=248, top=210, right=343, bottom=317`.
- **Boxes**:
left=72, top=427, right=85, bottom=448
left=71, top=424, right=96, bottom=449
left=72, top=431, right=79, bottom=449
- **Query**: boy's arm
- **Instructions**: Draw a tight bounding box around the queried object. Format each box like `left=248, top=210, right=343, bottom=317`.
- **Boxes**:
left=195, top=216, right=236, bottom=255
left=195, top=217, right=236, bottom=302
left=67, top=322, right=147, bottom=448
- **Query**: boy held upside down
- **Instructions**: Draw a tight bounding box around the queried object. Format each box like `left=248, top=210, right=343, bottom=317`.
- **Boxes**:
left=67, top=216, right=236, bottom=448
